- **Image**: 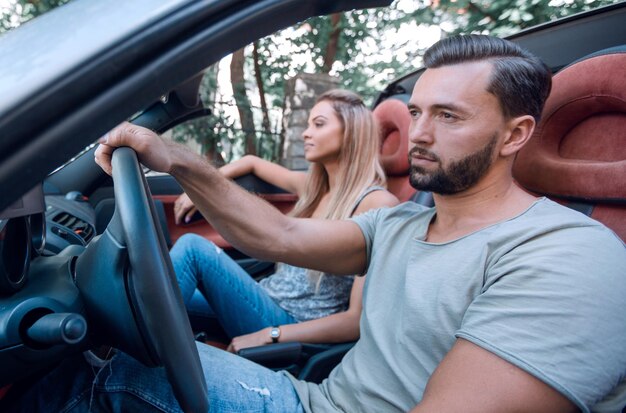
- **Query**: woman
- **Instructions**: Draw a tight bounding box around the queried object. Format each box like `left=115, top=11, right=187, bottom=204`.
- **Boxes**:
left=171, top=89, right=398, bottom=352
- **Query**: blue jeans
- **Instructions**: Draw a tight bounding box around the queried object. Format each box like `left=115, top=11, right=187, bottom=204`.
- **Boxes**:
left=4, top=342, right=305, bottom=412
left=170, top=234, right=297, bottom=338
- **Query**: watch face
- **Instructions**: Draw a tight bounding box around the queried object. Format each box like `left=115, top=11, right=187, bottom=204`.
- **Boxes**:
left=271, top=328, right=280, bottom=338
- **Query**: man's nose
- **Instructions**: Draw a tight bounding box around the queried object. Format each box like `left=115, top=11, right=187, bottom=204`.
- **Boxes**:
left=408, top=116, right=434, bottom=145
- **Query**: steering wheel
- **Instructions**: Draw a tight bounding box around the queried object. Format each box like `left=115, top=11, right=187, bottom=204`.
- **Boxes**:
left=97, top=147, right=208, bottom=412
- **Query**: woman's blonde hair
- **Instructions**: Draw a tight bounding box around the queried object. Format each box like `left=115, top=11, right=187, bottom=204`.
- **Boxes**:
left=287, top=89, right=387, bottom=289
left=290, top=89, right=386, bottom=221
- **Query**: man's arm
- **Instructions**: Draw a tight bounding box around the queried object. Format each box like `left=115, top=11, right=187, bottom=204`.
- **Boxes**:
left=411, top=339, right=578, bottom=413
left=95, top=123, right=368, bottom=275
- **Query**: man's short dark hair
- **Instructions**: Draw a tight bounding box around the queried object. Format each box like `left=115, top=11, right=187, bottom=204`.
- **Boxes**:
left=424, top=34, right=552, bottom=123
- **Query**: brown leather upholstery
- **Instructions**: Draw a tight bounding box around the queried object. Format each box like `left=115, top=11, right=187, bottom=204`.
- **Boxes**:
left=513, top=48, right=626, bottom=240
left=373, top=98, right=416, bottom=202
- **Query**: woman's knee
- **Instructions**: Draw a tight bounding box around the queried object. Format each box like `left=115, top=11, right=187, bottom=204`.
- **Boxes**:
left=171, top=234, right=221, bottom=260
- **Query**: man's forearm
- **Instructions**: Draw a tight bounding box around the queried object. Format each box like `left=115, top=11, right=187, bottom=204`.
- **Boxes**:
left=168, top=143, right=294, bottom=263
left=123, top=133, right=366, bottom=276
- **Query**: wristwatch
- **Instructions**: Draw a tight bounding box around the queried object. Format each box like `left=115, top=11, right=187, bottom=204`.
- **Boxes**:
left=270, top=326, right=281, bottom=343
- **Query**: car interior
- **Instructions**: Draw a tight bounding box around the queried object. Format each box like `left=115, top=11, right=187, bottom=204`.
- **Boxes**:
left=514, top=45, right=626, bottom=240
left=0, top=1, right=624, bottom=411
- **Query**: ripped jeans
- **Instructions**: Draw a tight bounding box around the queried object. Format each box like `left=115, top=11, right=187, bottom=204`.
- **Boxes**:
left=171, top=234, right=297, bottom=338
left=4, top=342, right=305, bottom=413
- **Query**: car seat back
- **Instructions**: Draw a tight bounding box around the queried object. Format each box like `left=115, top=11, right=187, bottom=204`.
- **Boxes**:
left=373, top=98, right=416, bottom=202
left=513, top=46, right=626, bottom=241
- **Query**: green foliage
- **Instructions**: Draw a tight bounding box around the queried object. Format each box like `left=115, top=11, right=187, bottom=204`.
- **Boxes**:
left=176, top=0, right=618, bottom=162
left=3, top=0, right=618, bottom=163
left=1, top=0, right=71, bottom=33
left=433, top=0, right=620, bottom=37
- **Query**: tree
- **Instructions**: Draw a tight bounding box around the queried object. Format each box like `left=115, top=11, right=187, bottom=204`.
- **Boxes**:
left=322, top=13, right=342, bottom=74
left=7, top=0, right=616, bottom=164
left=430, top=0, right=619, bottom=37
left=1, top=0, right=70, bottom=33
left=230, top=47, right=257, bottom=156
left=253, top=42, right=272, bottom=137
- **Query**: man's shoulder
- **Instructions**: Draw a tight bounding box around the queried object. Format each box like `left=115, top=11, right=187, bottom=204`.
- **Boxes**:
left=385, top=200, right=432, bottom=216
left=372, top=201, right=434, bottom=227
left=507, top=197, right=620, bottom=240
left=490, top=197, right=625, bottom=264
left=353, top=200, right=431, bottom=222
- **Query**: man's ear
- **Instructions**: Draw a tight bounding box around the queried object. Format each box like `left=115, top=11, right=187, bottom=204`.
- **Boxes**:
left=500, top=115, right=536, bottom=157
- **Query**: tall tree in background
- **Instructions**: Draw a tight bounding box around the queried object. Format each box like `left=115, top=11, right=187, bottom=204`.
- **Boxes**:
left=253, top=41, right=272, bottom=150
left=321, top=13, right=342, bottom=74
left=230, top=47, right=257, bottom=156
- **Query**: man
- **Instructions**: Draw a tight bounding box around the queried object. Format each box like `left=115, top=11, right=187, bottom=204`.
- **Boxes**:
left=9, top=35, right=626, bottom=413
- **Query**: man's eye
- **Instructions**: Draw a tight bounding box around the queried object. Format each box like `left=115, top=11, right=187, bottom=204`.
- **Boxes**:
left=409, top=109, right=421, bottom=118
left=440, top=112, right=456, bottom=120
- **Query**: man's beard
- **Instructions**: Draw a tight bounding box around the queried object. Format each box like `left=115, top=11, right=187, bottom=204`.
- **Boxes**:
left=408, top=134, right=498, bottom=195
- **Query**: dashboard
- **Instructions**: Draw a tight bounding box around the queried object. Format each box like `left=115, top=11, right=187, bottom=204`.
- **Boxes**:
left=44, top=194, right=96, bottom=254
left=0, top=184, right=94, bottom=277
left=0, top=188, right=97, bottom=295
left=0, top=185, right=46, bottom=295
left=0, top=185, right=93, bottom=387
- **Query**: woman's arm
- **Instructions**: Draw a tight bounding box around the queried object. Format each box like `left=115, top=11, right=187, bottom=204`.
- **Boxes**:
left=227, top=276, right=365, bottom=352
left=227, top=190, right=399, bottom=351
left=219, top=155, right=307, bottom=195
left=174, top=154, right=307, bottom=224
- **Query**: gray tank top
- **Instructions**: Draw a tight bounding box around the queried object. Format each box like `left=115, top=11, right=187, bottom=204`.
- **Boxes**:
left=259, top=186, right=385, bottom=322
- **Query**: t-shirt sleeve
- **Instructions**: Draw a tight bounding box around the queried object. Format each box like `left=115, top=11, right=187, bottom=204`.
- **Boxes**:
left=456, top=225, right=626, bottom=411
left=350, top=208, right=383, bottom=273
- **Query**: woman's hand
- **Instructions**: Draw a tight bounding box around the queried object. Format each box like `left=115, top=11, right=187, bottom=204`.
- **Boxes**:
left=227, top=328, right=272, bottom=353
left=174, top=192, right=198, bottom=225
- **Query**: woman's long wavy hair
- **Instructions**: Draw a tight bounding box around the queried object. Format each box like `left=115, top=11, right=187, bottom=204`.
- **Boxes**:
left=287, top=89, right=387, bottom=289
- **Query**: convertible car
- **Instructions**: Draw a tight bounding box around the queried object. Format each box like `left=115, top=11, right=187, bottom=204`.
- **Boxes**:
left=0, top=0, right=624, bottom=412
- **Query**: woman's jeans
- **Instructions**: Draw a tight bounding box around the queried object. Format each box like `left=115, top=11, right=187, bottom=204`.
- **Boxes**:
left=170, top=234, right=297, bottom=338
left=4, top=342, right=305, bottom=413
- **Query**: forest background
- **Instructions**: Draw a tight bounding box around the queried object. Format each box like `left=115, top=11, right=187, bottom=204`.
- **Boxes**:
left=1, top=0, right=618, bottom=165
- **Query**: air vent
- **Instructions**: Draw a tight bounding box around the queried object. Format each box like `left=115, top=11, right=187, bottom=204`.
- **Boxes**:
left=52, top=212, right=94, bottom=243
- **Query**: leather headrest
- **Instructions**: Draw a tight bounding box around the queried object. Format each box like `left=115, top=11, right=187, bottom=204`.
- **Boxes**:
left=513, top=48, right=626, bottom=202
left=373, top=99, right=410, bottom=177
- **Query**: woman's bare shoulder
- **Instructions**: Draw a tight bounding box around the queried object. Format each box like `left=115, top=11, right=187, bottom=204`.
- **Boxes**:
left=355, top=189, right=400, bottom=214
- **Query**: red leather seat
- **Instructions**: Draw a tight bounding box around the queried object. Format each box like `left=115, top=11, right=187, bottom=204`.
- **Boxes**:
left=513, top=47, right=626, bottom=241
left=373, top=99, right=416, bottom=202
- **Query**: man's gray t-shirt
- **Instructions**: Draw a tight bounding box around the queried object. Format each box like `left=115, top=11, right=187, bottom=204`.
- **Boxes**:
left=286, top=198, right=626, bottom=412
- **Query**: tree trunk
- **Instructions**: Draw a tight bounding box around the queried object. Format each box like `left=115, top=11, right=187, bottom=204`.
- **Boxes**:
left=322, top=13, right=342, bottom=74
left=200, top=64, right=223, bottom=163
left=253, top=41, right=271, bottom=138
left=230, top=47, right=257, bottom=155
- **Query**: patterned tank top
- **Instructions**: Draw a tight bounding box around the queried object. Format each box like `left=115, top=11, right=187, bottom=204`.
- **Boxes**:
left=258, top=186, right=386, bottom=322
